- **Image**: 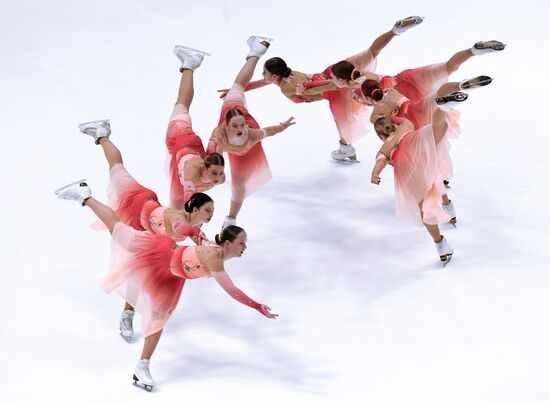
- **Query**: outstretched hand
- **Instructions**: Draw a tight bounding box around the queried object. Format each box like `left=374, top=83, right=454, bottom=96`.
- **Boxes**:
left=217, top=88, right=229, bottom=99
left=280, top=117, right=296, bottom=127
left=258, top=304, right=279, bottom=319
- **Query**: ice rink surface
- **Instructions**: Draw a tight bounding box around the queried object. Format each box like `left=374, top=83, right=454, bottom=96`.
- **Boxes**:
left=1, top=0, right=549, bottom=401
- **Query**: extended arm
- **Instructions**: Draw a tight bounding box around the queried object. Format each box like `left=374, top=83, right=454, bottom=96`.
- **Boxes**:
left=260, top=117, right=296, bottom=138
left=213, top=271, right=278, bottom=318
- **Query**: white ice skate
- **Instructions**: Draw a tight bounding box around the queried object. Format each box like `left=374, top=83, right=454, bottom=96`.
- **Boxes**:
left=119, top=309, right=134, bottom=342
left=443, top=180, right=451, bottom=189
left=331, top=143, right=359, bottom=163
left=435, top=236, right=454, bottom=266
left=78, top=119, right=111, bottom=145
left=246, top=35, right=273, bottom=59
left=442, top=200, right=457, bottom=225
left=471, top=40, right=506, bottom=55
left=54, top=179, right=91, bottom=206
left=436, top=91, right=468, bottom=112
left=392, top=16, right=425, bottom=35
left=221, top=215, right=237, bottom=232
left=173, top=45, right=210, bottom=72
left=133, top=359, right=155, bottom=391
left=459, top=75, right=493, bottom=91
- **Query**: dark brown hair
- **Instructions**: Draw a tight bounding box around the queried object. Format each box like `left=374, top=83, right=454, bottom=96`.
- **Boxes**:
left=361, top=79, right=383, bottom=101
left=331, top=60, right=361, bottom=80
left=224, top=108, right=245, bottom=125
left=215, top=225, right=244, bottom=245
left=184, top=192, right=213, bottom=213
left=264, top=57, right=291, bottom=78
left=204, top=152, right=224, bottom=168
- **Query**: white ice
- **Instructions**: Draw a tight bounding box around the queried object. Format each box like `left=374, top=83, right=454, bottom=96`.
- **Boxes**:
left=1, top=1, right=549, bottom=401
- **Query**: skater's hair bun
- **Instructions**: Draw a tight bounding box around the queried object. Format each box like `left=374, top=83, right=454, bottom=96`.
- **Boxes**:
left=205, top=152, right=225, bottom=167
left=184, top=192, right=213, bottom=213
left=225, top=108, right=245, bottom=124
left=373, top=117, right=394, bottom=140
left=331, top=61, right=361, bottom=81
left=215, top=225, right=244, bottom=245
left=361, top=79, right=383, bottom=102
left=264, top=57, right=292, bottom=78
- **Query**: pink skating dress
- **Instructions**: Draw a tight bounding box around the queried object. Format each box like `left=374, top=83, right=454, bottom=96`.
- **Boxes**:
left=244, top=48, right=377, bottom=144
left=208, top=84, right=287, bottom=203
left=385, top=112, right=460, bottom=226
left=102, top=227, right=221, bottom=337
left=165, top=105, right=216, bottom=206
left=104, top=163, right=200, bottom=241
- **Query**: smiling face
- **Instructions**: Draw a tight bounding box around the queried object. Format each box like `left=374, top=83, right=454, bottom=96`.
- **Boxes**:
left=195, top=201, right=214, bottom=224
left=205, top=165, right=224, bottom=184
left=225, top=230, right=248, bottom=258
left=226, top=115, right=249, bottom=146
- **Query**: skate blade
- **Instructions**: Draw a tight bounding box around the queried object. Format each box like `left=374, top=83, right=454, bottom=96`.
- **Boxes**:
left=133, top=375, right=154, bottom=392
left=461, top=75, right=493, bottom=90
left=332, top=157, right=360, bottom=163
left=248, top=35, right=274, bottom=43
left=396, top=16, right=425, bottom=27
left=78, top=119, right=110, bottom=131
left=120, top=332, right=133, bottom=343
left=475, top=41, right=506, bottom=51
left=54, top=179, right=87, bottom=196
left=441, top=254, right=453, bottom=267
left=173, top=45, right=210, bottom=57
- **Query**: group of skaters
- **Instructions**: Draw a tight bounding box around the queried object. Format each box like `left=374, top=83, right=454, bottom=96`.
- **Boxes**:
left=55, top=15, right=505, bottom=390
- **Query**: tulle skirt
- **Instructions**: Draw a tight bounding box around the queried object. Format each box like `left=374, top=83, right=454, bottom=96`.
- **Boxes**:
left=392, top=111, right=460, bottom=225
left=395, top=63, right=449, bottom=102
left=101, top=222, right=183, bottom=337
left=165, top=118, right=206, bottom=206
left=102, top=164, right=158, bottom=231
left=218, top=86, right=272, bottom=202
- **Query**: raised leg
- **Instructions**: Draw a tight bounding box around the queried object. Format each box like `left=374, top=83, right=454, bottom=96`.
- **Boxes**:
left=176, top=69, right=194, bottom=110
left=98, top=138, right=123, bottom=171
left=84, top=197, right=120, bottom=234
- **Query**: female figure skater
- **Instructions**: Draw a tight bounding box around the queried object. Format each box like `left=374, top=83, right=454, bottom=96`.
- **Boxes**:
left=330, top=39, right=505, bottom=117
left=369, top=84, right=488, bottom=265
left=218, top=16, right=425, bottom=161
left=55, top=180, right=277, bottom=390
left=78, top=120, right=218, bottom=341
left=166, top=46, right=226, bottom=209
left=181, top=37, right=295, bottom=229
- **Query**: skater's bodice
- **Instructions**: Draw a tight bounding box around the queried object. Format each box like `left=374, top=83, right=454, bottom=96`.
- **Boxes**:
left=140, top=199, right=196, bottom=241
left=376, top=120, right=415, bottom=163
left=370, top=88, right=409, bottom=124
left=177, top=153, right=222, bottom=194
left=169, top=244, right=223, bottom=279
left=210, top=124, right=286, bottom=155
left=278, top=70, right=331, bottom=103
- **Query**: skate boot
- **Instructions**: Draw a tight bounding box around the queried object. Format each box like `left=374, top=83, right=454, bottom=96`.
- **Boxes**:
left=442, top=200, right=457, bottom=225
left=443, top=180, right=451, bottom=188
left=78, top=119, right=111, bottom=145
left=246, top=35, right=273, bottom=59
left=221, top=215, right=237, bottom=232
left=435, top=236, right=454, bottom=266
left=133, top=359, right=155, bottom=391
left=173, top=45, right=210, bottom=72
left=436, top=91, right=468, bottom=112
left=331, top=143, right=358, bottom=163
left=392, top=16, right=424, bottom=35
left=459, top=75, right=493, bottom=91
left=119, top=309, right=135, bottom=342
left=471, top=40, right=506, bottom=55
left=55, top=179, right=91, bottom=206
